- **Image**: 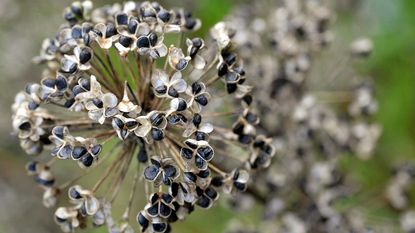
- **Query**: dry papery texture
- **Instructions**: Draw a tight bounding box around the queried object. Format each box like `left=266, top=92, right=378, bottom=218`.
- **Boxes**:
left=385, top=163, right=415, bottom=233
left=11, top=1, right=275, bottom=232
left=223, top=0, right=382, bottom=232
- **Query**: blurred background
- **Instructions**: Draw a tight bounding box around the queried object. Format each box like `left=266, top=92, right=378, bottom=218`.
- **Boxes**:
left=0, top=0, right=414, bottom=232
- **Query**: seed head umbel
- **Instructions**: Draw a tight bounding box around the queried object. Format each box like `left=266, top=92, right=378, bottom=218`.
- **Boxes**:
left=11, top=1, right=274, bottom=232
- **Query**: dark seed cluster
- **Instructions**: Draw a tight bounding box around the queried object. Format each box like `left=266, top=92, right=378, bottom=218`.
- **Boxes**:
left=221, top=0, right=381, bottom=232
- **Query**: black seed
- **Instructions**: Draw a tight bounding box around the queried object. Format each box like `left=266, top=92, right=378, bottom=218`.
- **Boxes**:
left=24, top=84, right=34, bottom=94
left=70, top=5, right=83, bottom=17
left=184, top=140, right=198, bottom=149
left=93, top=29, right=103, bottom=37
left=79, top=78, right=91, bottom=91
left=151, top=2, right=161, bottom=11
left=159, top=203, right=172, bottom=218
left=295, top=26, right=306, bottom=39
left=40, top=135, right=52, bottom=145
left=59, top=145, right=73, bottom=158
left=104, top=107, right=116, bottom=117
left=147, top=203, right=159, bottom=216
left=181, top=148, right=193, bottom=160
left=137, top=36, right=150, bottom=48
left=197, top=195, right=210, bottom=208
left=79, top=48, right=92, bottom=64
left=119, top=36, right=133, bottom=47
left=92, top=98, right=103, bottom=108
left=72, top=85, right=84, bottom=96
left=234, top=66, right=245, bottom=76
left=196, top=186, right=203, bottom=196
left=53, top=126, right=65, bottom=139
left=195, top=94, right=208, bottom=106
left=180, top=114, right=188, bottom=123
left=184, top=10, right=192, bottom=18
left=170, top=183, right=179, bottom=197
left=144, top=165, right=159, bottom=181
left=155, top=85, right=167, bottom=94
left=242, top=94, right=253, bottom=106
left=184, top=172, right=197, bottom=182
left=72, top=146, right=87, bottom=160
left=192, top=38, right=203, bottom=48
left=61, top=59, right=77, bottom=73
left=264, top=145, right=273, bottom=155
left=116, top=13, right=128, bottom=25
left=64, top=11, right=77, bottom=24
left=198, top=169, right=210, bottom=178
left=56, top=76, right=68, bottom=90
left=232, top=122, right=244, bottom=135
left=152, top=223, right=167, bottom=232
left=205, top=187, right=218, bottom=199
left=253, top=140, right=265, bottom=149
left=28, top=101, right=39, bottom=110
left=217, top=63, right=228, bottom=76
left=197, top=146, right=213, bottom=161
left=158, top=10, right=171, bottom=22
left=225, top=72, right=239, bottom=83
left=137, top=147, right=148, bottom=163
left=195, top=155, right=205, bottom=169
left=195, top=132, right=206, bottom=141
left=239, top=134, right=254, bottom=144
left=141, top=8, right=156, bottom=18
left=191, top=82, right=202, bottom=94
left=91, top=145, right=102, bottom=156
left=192, top=114, right=202, bottom=127
left=226, top=83, right=238, bottom=94
left=42, top=78, right=55, bottom=88
left=64, top=98, right=75, bottom=108
left=150, top=113, right=164, bottom=126
left=105, top=23, right=117, bottom=38
left=234, top=181, right=246, bottom=191
left=69, top=187, right=82, bottom=199
left=177, top=99, right=187, bottom=111
left=223, top=52, right=236, bottom=66
left=148, top=33, right=158, bottom=47
left=26, top=161, right=37, bottom=172
left=245, top=112, right=258, bottom=124
left=167, top=88, right=179, bottom=98
left=151, top=128, right=164, bottom=141
left=128, top=20, right=138, bottom=34
left=254, top=153, right=269, bottom=167
left=168, top=213, right=178, bottom=223
left=150, top=193, right=160, bottom=204
left=167, top=114, right=180, bottom=124
left=211, top=177, right=223, bottom=187
left=112, top=118, right=124, bottom=129
left=82, top=23, right=93, bottom=33
left=125, top=121, right=138, bottom=129
left=185, top=18, right=197, bottom=30
left=163, top=165, right=177, bottom=178
left=81, top=154, right=94, bottom=167
left=175, top=58, right=188, bottom=71
left=83, top=33, right=91, bottom=45
left=71, top=26, right=82, bottom=39
left=137, top=212, right=149, bottom=230
left=190, top=46, right=198, bottom=58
